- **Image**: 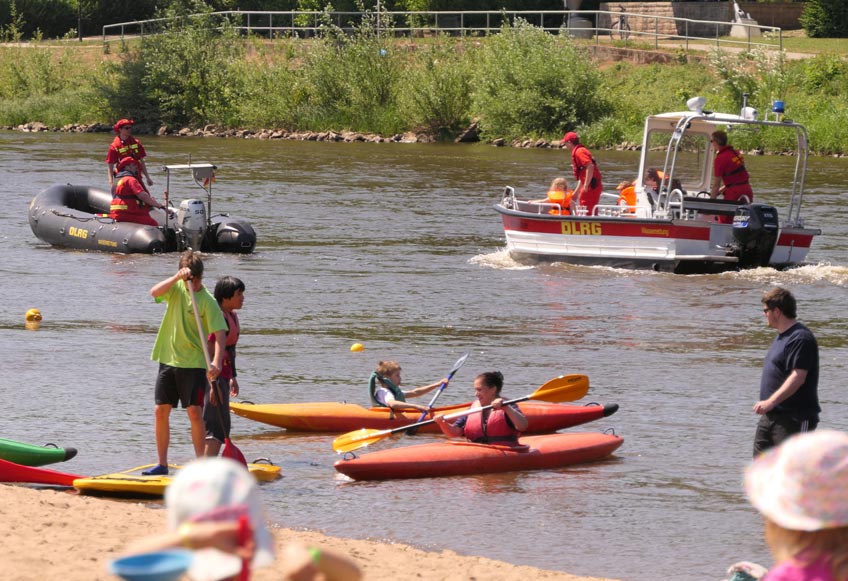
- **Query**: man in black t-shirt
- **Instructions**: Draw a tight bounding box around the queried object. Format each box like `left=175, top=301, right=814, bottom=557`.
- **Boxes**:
left=753, top=287, right=820, bottom=457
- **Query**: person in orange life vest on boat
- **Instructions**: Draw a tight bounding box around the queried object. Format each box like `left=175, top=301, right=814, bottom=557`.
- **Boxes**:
left=106, top=118, right=154, bottom=189
left=710, top=129, right=754, bottom=224
left=531, top=177, right=575, bottom=215
left=561, top=131, right=603, bottom=216
left=109, top=157, right=167, bottom=227
left=204, top=276, right=246, bottom=458
left=368, top=360, right=447, bottom=416
left=435, top=371, right=528, bottom=444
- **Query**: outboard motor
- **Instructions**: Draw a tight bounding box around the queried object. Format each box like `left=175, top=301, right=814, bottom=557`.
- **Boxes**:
left=177, top=199, right=208, bottom=251
left=732, top=203, right=779, bottom=268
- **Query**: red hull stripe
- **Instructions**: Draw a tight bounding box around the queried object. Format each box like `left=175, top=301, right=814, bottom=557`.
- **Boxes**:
left=501, top=215, right=710, bottom=241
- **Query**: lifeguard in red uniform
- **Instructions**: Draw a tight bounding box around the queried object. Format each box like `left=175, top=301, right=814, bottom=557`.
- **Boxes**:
left=710, top=130, right=754, bottom=223
left=561, top=131, right=603, bottom=216
left=109, top=157, right=165, bottom=227
left=106, top=118, right=154, bottom=189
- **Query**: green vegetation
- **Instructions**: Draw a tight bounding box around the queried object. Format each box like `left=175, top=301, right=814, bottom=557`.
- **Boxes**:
left=1, top=14, right=847, bottom=155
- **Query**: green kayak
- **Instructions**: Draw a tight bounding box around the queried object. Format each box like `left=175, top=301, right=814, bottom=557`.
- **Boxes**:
left=0, top=437, right=78, bottom=467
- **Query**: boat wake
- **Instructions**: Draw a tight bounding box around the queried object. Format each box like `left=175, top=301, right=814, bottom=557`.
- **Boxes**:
left=722, top=262, right=848, bottom=286
left=469, top=248, right=535, bottom=270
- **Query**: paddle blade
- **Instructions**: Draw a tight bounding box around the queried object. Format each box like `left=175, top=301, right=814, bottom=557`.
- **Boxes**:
left=529, top=374, right=589, bottom=403
left=332, top=428, right=389, bottom=454
left=447, top=352, right=470, bottom=377
left=237, top=514, right=250, bottom=581
left=222, top=438, right=248, bottom=467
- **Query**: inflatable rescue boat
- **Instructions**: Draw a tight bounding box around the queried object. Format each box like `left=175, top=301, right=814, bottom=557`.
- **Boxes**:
left=28, top=163, right=256, bottom=254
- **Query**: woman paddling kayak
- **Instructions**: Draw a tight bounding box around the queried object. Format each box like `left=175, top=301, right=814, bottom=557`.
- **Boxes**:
left=434, top=371, right=528, bottom=444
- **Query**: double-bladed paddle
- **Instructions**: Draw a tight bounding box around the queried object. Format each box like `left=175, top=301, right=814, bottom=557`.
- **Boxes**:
left=405, top=352, right=469, bottom=436
left=333, top=373, right=589, bottom=454
left=188, top=280, right=248, bottom=467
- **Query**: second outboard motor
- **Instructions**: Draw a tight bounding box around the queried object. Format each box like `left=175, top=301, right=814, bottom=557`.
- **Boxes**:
left=732, top=203, right=779, bottom=268
left=177, top=199, right=208, bottom=251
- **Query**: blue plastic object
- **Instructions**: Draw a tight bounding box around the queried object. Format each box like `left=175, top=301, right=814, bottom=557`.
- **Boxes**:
left=772, top=100, right=785, bottom=113
left=109, top=550, right=193, bottom=581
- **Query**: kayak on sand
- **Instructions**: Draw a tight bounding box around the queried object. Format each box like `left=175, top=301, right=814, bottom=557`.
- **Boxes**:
left=334, top=431, right=623, bottom=481
left=0, top=457, right=85, bottom=486
left=73, top=461, right=282, bottom=498
left=230, top=400, right=619, bottom=434
left=0, top=437, right=78, bottom=467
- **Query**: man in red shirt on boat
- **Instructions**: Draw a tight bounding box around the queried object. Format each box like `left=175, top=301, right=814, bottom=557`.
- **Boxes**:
left=561, top=131, right=603, bottom=216
left=109, top=157, right=167, bottom=227
left=710, top=130, right=754, bottom=224
left=106, top=118, right=154, bottom=190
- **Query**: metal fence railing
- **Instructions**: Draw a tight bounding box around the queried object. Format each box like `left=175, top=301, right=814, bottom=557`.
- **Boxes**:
left=102, top=10, right=783, bottom=54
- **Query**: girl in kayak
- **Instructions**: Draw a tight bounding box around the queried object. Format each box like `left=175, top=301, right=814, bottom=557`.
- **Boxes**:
left=435, top=371, right=528, bottom=444
left=368, top=361, right=446, bottom=416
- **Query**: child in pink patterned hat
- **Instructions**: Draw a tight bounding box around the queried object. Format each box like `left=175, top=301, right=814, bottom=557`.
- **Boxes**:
left=742, top=430, right=848, bottom=580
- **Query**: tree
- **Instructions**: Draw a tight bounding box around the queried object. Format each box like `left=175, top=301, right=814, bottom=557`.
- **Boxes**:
left=799, top=0, right=848, bottom=38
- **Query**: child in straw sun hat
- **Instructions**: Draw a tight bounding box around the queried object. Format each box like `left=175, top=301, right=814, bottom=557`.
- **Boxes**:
left=728, top=430, right=848, bottom=581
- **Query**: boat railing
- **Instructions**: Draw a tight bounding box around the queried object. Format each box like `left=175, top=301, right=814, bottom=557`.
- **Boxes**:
left=594, top=204, right=652, bottom=219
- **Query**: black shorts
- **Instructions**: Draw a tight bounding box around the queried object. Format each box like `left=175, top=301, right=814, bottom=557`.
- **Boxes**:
left=154, top=364, right=206, bottom=408
left=753, top=412, right=818, bottom=457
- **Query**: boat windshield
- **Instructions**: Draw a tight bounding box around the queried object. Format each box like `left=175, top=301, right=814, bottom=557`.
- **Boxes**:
left=643, top=130, right=711, bottom=192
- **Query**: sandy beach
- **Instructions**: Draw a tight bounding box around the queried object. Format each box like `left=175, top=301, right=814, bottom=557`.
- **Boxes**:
left=0, top=484, right=618, bottom=581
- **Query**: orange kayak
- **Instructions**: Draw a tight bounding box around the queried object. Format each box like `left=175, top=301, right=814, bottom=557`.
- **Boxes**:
left=230, top=401, right=618, bottom=433
left=334, top=432, right=623, bottom=481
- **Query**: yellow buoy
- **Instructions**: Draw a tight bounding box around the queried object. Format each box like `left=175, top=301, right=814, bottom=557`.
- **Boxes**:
left=350, top=342, right=364, bottom=352
left=25, top=308, right=42, bottom=322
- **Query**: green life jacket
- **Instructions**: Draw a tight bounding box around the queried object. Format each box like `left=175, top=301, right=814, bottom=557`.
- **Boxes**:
left=368, top=372, right=406, bottom=407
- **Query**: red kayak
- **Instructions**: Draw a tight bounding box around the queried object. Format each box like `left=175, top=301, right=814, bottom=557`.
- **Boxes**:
left=231, top=401, right=618, bottom=434
left=334, top=431, right=623, bottom=481
left=0, top=457, right=85, bottom=486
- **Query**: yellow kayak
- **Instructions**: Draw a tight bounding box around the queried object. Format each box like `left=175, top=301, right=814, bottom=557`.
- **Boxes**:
left=73, top=461, right=281, bottom=498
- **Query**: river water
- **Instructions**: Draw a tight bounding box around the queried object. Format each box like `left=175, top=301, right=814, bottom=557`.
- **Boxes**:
left=2, top=131, right=847, bottom=581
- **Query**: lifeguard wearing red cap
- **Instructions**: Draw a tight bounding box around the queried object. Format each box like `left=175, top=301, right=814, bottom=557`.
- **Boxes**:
left=113, top=118, right=134, bottom=133
left=562, top=131, right=580, bottom=144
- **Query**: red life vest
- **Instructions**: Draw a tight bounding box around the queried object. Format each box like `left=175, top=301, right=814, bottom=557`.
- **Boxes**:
left=110, top=136, right=144, bottom=161
left=571, top=144, right=603, bottom=192
left=207, top=310, right=240, bottom=380
left=463, top=404, right=520, bottom=444
left=109, top=174, right=157, bottom=226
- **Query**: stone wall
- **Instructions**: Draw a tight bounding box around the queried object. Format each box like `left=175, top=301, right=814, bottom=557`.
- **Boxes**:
left=739, top=3, right=804, bottom=30
left=598, top=2, right=803, bottom=37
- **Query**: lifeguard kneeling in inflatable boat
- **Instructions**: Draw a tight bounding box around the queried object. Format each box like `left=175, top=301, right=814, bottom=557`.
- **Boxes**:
left=109, top=156, right=167, bottom=227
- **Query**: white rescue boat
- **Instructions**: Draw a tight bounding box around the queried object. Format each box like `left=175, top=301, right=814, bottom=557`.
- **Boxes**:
left=494, top=97, right=820, bottom=274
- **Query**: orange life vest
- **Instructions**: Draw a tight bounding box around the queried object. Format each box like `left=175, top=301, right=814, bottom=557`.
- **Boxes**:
left=617, top=185, right=637, bottom=214
left=546, top=189, right=574, bottom=215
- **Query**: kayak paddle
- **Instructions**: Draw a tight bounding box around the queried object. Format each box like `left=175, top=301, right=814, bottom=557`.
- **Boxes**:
left=188, top=280, right=248, bottom=467
left=333, top=373, right=589, bottom=454
left=406, top=352, right=469, bottom=436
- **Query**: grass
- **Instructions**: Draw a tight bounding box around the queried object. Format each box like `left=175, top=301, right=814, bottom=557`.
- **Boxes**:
left=2, top=27, right=847, bottom=154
